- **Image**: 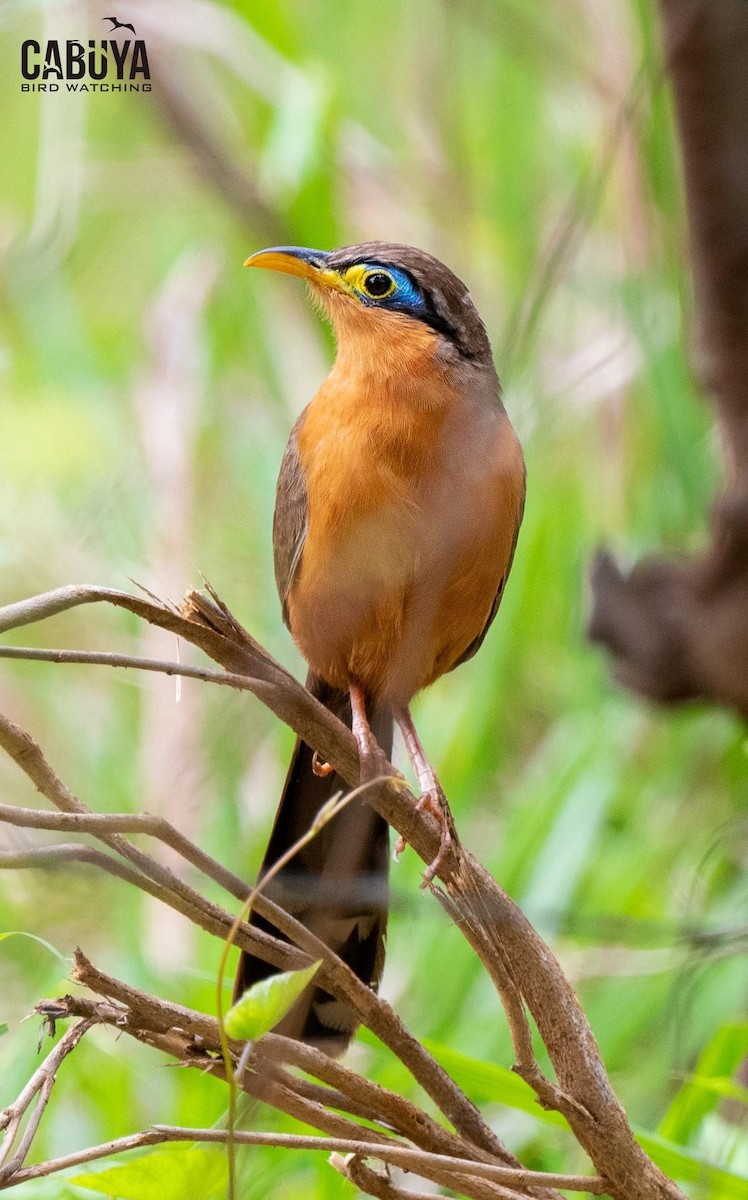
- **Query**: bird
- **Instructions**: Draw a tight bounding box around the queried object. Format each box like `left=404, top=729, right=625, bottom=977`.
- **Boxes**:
left=235, top=242, right=526, bottom=1053
left=102, top=16, right=137, bottom=33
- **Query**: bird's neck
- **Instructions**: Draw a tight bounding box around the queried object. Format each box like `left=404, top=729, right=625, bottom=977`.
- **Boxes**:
left=328, top=311, right=454, bottom=417
left=305, top=342, right=459, bottom=494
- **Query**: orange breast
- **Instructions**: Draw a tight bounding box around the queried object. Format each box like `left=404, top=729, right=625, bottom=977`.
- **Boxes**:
left=287, top=320, right=525, bottom=707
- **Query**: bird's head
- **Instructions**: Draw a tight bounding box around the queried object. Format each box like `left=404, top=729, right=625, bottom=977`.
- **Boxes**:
left=245, top=242, right=493, bottom=370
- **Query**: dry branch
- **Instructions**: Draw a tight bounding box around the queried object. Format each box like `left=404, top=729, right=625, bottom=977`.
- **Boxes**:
left=15, top=968, right=604, bottom=1200
left=0, top=1019, right=95, bottom=1184
left=0, top=582, right=685, bottom=1198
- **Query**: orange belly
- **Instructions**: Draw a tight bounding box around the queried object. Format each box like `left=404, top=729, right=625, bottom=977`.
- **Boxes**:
left=287, top=367, right=525, bottom=708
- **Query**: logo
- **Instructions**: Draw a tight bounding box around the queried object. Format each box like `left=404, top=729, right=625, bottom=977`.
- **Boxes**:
left=20, top=17, right=151, bottom=93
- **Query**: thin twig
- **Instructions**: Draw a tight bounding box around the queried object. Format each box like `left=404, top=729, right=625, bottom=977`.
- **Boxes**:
left=158, top=1129, right=607, bottom=1195
left=0, top=583, right=686, bottom=1197
left=0, top=702, right=513, bottom=1167
left=0, top=644, right=295, bottom=707
left=0, top=802, right=249, bottom=901
left=0, top=1131, right=163, bottom=1190
left=0, top=1019, right=94, bottom=1180
left=2, top=1122, right=607, bottom=1196
left=66, top=955, right=525, bottom=1200
left=0, top=710, right=311, bottom=975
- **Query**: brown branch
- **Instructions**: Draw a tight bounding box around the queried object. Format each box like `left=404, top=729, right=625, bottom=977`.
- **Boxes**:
left=431, top=887, right=582, bottom=1123
left=0, top=801, right=249, bottom=901
left=0, top=708, right=512, bottom=1168
left=0, top=1020, right=94, bottom=1182
left=3, top=1116, right=607, bottom=1199
left=331, top=1154, right=451, bottom=1200
left=159, top=1129, right=606, bottom=1197
left=0, top=583, right=685, bottom=1197
left=258, top=1033, right=501, bottom=1167
left=0, top=644, right=307, bottom=706
left=0, top=1131, right=164, bottom=1191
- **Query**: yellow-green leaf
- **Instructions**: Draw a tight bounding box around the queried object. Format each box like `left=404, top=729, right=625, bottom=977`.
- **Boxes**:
left=71, top=1147, right=227, bottom=1200
left=0, top=931, right=67, bottom=967
left=224, top=960, right=322, bottom=1041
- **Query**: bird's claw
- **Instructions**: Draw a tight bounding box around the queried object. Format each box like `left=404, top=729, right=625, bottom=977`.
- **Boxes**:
left=416, top=787, right=453, bottom=886
left=312, top=751, right=334, bottom=777
left=394, top=786, right=454, bottom=884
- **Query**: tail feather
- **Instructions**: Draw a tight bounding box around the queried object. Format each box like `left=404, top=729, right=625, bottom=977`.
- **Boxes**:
left=234, top=673, right=391, bottom=1055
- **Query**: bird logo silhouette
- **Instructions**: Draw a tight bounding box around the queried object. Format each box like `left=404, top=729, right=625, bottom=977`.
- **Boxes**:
left=102, top=16, right=137, bottom=34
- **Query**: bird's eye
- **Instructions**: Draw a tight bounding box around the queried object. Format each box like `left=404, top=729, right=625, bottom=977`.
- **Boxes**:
left=362, top=271, right=395, bottom=298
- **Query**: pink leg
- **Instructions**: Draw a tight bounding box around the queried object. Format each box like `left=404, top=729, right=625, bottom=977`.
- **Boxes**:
left=311, top=685, right=382, bottom=778
left=349, top=682, right=402, bottom=785
left=395, top=707, right=453, bottom=883
left=350, top=682, right=380, bottom=766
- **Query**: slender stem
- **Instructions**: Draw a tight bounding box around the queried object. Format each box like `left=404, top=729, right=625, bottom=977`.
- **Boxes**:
left=0, top=1019, right=94, bottom=1179
left=0, top=1123, right=607, bottom=1195
left=0, top=644, right=289, bottom=701
left=0, top=803, right=249, bottom=900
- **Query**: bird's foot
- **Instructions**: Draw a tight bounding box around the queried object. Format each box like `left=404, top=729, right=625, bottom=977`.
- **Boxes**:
left=394, top=782, right=454, bottom=885
left=356, top=735, right=398, bottom=784
left=393, top=706, right=457, bottom=884
left=418, top=785, right=454, bottom=886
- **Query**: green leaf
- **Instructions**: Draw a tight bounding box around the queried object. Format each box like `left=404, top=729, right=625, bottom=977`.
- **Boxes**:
left=659, top=1022, right=748, bottom=1143
left=224, top=960, right=322, bottom=1041
left=681, top=1074, right=748, bottom=1107
left=0, top=931, right=68, bottom=968
left=422, top=1040, right=568, bottom=1127
left=636, top=1133, right=748, bottom=1199
left=70, top=1147, right=227, bottom=1200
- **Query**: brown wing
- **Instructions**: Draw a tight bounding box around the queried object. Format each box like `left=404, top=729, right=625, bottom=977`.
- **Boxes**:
left=273, top=415, right=309, bottom=627
left=450, top=471, right=526, bottom=671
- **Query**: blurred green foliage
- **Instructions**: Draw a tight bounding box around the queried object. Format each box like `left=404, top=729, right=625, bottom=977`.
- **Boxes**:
left=0, top=0, right=746, bottom=1196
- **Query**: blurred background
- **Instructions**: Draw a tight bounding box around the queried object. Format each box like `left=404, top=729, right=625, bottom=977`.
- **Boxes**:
left=0, top=0, right=746, bottom=1196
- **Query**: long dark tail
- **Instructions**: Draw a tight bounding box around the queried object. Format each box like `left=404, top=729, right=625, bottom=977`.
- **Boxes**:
left=234, top=673, right=392, bottom=1055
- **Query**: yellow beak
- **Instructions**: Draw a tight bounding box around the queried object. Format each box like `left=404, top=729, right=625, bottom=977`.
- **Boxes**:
left=244, top=246, right=345, bottom=292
